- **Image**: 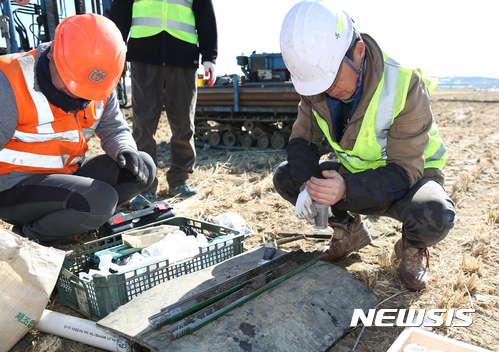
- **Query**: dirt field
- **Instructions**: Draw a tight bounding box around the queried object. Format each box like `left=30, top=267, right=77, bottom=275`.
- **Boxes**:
left=7, top=89, right=499, bottom=352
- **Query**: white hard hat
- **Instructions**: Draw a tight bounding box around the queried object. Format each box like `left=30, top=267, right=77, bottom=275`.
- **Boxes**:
left=280, top=0, right=355, bottom=96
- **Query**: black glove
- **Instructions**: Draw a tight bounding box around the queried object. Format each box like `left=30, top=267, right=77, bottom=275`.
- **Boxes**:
left=117, top=150, right=149, bottom=184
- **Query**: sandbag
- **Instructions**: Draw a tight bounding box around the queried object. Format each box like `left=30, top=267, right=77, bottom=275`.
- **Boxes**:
left=0, top=227, right=65, bottom=352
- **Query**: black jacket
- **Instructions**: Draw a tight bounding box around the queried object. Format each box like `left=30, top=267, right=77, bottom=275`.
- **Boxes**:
left=109, top=0, right=218, bottom=67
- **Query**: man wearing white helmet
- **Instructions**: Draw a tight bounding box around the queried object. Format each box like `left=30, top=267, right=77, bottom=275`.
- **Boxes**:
left=273, top=0, right=455, bottom=291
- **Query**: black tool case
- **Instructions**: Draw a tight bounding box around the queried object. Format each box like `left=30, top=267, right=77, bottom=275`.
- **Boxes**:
left=100, top=200, right=175, bottom=237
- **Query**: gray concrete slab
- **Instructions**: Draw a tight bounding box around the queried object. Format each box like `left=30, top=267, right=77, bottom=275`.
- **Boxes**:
left=97, top=247, right=379, bottom=352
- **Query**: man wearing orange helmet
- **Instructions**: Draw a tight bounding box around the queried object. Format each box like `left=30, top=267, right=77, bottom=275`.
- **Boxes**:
left=0, top=13, right=156, bottom=245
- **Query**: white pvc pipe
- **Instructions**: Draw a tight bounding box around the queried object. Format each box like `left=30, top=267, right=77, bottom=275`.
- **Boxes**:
left=35, top=309, right=133, bottom=352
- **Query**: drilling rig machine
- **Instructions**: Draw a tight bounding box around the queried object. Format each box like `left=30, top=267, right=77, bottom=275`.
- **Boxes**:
left=195, top=51, right=301, bottom=150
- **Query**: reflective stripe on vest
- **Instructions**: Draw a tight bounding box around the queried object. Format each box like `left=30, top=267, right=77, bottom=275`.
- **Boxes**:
left=315, top=53, right=447, bottom=173
left=16, top=54, right=54, bottom=130
left=83, top=101, right=104, bottom=140
left=0, top=150, right=72, bottom=169
left=424, top=121, right=448, bottom=168
left=130, top=0, right=198, bottom=44
left=0, top=52, right=104, bottom=172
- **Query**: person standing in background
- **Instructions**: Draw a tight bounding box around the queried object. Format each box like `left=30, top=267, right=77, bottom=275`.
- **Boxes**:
left=110, top=0, right=218, bottom=209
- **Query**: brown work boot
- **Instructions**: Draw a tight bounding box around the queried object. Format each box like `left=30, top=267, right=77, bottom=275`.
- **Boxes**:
left=319, top=215, right=371, bottom=262
left=394, top=239, right=430, bottom=291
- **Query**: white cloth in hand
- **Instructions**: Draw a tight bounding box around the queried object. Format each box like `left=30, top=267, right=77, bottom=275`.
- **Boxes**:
left=294, top=188, right=317, bottom=225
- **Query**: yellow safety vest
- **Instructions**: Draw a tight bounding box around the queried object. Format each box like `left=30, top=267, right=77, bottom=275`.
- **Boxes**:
left=130, top=0, right=198, bottom=44
left=314, top=52, right=447, bottom=173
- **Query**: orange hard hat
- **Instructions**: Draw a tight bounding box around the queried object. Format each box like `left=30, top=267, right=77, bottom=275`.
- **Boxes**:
left=53, top=13, right=126, bottom=101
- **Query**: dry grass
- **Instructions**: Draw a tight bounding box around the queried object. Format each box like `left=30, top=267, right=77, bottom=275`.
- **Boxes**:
left=32, top=336, right=62, bottom=352
left=6, top=90, right=499, bottom=352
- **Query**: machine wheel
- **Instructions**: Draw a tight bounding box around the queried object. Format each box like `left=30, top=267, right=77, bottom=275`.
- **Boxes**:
left=243, top=121, right=254, bottom=132
left=223, top=131, right=240, bottom=147
left=241, top=133, right=255, bottom=148
left=209, top=131, right=222, bottom=145
left=252, top=127, right=264, bottom=138
left=257, top=133, right=272, bottom=148
left=195, top=121, right=211, bottom=142
left=271, top=133, right=289, bottom=149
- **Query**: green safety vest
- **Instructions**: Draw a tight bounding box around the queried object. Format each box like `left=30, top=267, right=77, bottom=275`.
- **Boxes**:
left=130, top=0, right=198, bottom=44
left=314, top=52, right=447, bottom=173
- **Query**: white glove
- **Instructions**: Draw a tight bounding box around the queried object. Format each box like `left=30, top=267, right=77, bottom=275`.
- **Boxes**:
left=203, top=61, right=215, bottom=87
left=294, top=189, right=317, bottom=225
left=294, top=188, right=334, bottom=225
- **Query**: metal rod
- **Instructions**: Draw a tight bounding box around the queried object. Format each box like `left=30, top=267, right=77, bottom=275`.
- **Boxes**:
left=198, top=87, right=298, bottom=95
left=276, top=234, right=306, bottom=246
left=196, top=101, right=299, bottom=107
left=233, top=74, right=239, bottom=112
left=277, top=230, right=333, bottom=239
left=197, top=93, right=300, bottom=102
left=164, top=251, right=322, bottom=340
left=148, top=250, right=306, bottom=328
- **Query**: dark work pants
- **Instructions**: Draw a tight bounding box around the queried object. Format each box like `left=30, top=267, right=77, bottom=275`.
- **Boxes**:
left=273, top=161, right=455, bottom=248
left=131, top=62, right=197, bottom=193
left=0, top=152, right=155, bottom=242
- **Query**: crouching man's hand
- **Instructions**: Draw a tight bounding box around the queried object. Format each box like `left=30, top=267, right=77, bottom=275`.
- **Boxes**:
left=117, top=150, right=149, bottom=184
left=306, top=170, right=346, bottom=206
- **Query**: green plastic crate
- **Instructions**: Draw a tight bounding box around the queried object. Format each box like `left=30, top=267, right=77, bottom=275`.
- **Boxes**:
left=56, top=216, right=244, bottom=321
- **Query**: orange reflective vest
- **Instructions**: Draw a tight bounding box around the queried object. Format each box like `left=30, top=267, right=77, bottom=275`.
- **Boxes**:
left=0, top=50, right=105, bottom=175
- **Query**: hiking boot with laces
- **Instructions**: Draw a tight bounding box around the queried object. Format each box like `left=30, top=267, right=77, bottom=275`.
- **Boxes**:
left=319, top=215, right=372, bottom=262
left=168, top=184, right=198, bottom=199
left=394, top=238, right=429, bottom=291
